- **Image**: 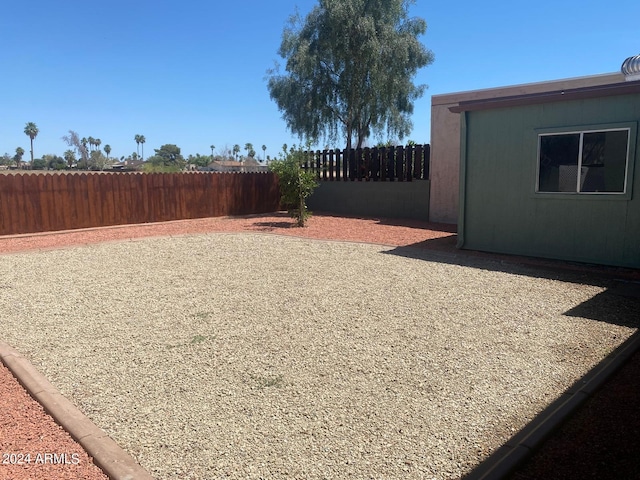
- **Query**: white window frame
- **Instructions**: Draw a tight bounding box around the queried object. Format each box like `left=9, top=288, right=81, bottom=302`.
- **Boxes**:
left=535, top=124, right=635, bottom=196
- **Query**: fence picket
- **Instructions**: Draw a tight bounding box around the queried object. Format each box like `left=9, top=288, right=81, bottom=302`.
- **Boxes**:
left=328, top=150, right=334, bottom=181
left=414, top=144, right=423, bottom=179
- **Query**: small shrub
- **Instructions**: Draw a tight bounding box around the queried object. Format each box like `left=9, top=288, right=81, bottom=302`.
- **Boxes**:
left=269, top=145, right=319, bottom=227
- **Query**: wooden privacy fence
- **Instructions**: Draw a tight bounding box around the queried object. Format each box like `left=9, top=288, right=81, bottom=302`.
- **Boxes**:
left=303, top=144, right=430, bottom=181
left=0, top=172, right=280, bottom=236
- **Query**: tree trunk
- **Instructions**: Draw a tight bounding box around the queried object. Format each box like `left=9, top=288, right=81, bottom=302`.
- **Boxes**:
left=297, top=170, right=305, bottom=226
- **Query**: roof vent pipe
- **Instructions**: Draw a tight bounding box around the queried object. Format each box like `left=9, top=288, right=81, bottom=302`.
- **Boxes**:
left=621, top=54, right=640, bottom=81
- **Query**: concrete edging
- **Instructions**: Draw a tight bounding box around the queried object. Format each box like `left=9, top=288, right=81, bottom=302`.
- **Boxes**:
left=0, top=341, right=155, bottom=480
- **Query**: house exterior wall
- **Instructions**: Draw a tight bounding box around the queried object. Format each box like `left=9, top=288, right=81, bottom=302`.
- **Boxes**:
left=459, top=92, right=640, bottom=268
left=430, top=73, right=624, bottom=225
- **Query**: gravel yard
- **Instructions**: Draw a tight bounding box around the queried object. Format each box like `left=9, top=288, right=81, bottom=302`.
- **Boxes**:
left=0, top=232, right=635, bottom=479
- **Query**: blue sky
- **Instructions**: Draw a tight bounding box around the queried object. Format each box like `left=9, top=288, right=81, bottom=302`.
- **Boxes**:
left=1, top=0, right=638, bottom=161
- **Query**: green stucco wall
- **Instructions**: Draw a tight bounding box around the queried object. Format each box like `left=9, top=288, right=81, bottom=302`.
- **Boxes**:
left=307, top=180, right=430, bottom=221
left=460, top=93, right=640, bottom=268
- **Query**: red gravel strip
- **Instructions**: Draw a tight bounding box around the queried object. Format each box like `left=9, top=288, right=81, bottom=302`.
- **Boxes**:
left=0, top=212, right=457, bottom=255
left=0, top=362, right=109, bottom=480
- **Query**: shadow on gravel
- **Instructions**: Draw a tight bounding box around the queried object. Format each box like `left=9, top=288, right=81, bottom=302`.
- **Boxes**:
left=374, top=217, right=458, bottom=233
left=383, top=241, right=640, bottom=288
left=385, top=241, right=640, bottom=329
left=252, top=221, right=296, bottom=230
left=564, top=282, right=640, bottom=328
left=368, top=218, right=458, bottom=233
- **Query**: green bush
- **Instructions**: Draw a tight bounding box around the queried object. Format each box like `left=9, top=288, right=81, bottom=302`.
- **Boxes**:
left=31, top=158, right=47, bottom=170
left=142, top=163, right=182, bottom=173
left=269, top=145, right=319, bottom=227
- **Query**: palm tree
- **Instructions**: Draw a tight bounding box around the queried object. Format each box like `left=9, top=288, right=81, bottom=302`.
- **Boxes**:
left=233, top=144, right=240, bottom=161
left=81, top=137, right=88, bottom=152
left=139, top=135, right=145, bottom=161
left=104, top=144, right=111, bottom=160
left=244, top=143, right=253, bottom=159
left=24, top=122, right=39, bottom=164
left=63, top=149, right=76, bottom=169
left=88, top=136, right=95, bottom=152
left=95, top=138, right=102, bottom=151
left=210, top=144, right=215, bottom=159
left=262, top=144, right=267, bottom=162
left=14, top=147, right=25, bottom=169
left=134, top=134, right=141, bottom=157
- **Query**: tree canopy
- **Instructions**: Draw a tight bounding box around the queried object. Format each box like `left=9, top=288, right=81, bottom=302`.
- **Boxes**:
left=269, top=145, right=319, bottom=226
left=267, top=0, right=434, bottom=150
left=62, top=130, right=89, bottom=168
left=24, top=122, right=39, bottom=163
left=147, top=144, right=185, bottom=171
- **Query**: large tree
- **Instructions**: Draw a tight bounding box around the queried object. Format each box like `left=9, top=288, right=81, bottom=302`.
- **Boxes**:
left=24, top=122, right=39, bottom=164
left=139, top=135, right=146, bottom=161
left=63, top=149, right=76, bottom=169
left=134, top=134, right=142, bottom=157
left=244, top=142, right=256, bottom=159
left=147, top=144, right=184, bottom=170
left=62, top=130, right=89, bottom=169
left=267, top=0, right=433, bottom=150
left=90, top=150, right=109, bottom=171
left=1, top=153, right=13, bottom=166
left=14, top=147, right=25, bottom=168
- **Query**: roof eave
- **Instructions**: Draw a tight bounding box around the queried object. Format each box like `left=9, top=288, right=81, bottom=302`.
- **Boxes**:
left=449, top=81, right=640, bottom=113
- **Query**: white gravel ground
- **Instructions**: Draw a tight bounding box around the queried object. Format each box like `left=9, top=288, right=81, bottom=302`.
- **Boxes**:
left=0, top=233, right=636, bottom=479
